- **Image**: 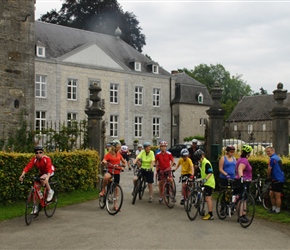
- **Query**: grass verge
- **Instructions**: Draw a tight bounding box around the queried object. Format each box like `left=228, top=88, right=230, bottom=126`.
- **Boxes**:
left=0, top=189, right=98, bottom=222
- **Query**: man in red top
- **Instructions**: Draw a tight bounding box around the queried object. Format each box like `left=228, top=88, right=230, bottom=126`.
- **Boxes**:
left=19, top=145, right=55, bottom=205
left=155, top=141, right=175, bottom=203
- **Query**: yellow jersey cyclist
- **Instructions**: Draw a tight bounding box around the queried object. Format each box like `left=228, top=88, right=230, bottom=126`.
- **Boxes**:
left=133, top=142, right=155, bottom=203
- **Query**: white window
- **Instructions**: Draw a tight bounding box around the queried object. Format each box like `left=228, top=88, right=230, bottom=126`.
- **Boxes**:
left=110, top=115, right=118, bottom=137
left=262, top=123, right=266, bottom=131
left=67, top=113, right=77, bottom=127
left=135, top=116, right=143, bottom=137
left=153, top=88, right=160, bottom=107
left=35, top=75, right=47, bottom=98
left=152, top=65, right=159, bottom=74
left=173, top=115, right=178, bottom=126
left=135, top=86, right=143, bottom=105
left=248, top=124, right=253, bottom=134
left=198, top=93, right=203, bottom=104
left=110, top=83, right=119, bottom=104
left=67, top=79, right=77, bottom=100
left=234, top=124, right=238, bottom=131
left=200, top=118, right=204, bottom=126
left=153, top=117, right=160, bottom=138
left=135, top=62, right=141, bottom=71
left=36, top=46, right=45, bottom=57
left=35, top=111, right=46, bottom=131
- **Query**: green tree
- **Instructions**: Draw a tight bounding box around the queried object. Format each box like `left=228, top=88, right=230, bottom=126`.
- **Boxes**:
left=180, top=64, right=253, bottom=120
left=39, top=0, right=146, bottom=52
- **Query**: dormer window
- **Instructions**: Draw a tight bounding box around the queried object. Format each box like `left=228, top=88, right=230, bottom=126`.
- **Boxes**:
left=197, top=93, right=203, bottom=104
left=37, top=46, right=45, bottom=57
left=135, top=62, right=141, bottom=71
left=152, top=65, right=159, bottom=74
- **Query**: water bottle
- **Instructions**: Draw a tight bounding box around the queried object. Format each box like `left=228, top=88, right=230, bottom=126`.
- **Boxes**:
left=232, top=195, right=236, bottom=203
left=38, top=189, right=43, bottom=199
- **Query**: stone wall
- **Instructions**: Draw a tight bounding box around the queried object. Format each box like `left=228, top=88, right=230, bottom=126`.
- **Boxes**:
left=0, top=0, right=35, bottom=140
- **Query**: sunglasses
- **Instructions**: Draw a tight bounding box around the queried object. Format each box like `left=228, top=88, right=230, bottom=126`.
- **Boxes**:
left=35, top=151, right=43, bottom=155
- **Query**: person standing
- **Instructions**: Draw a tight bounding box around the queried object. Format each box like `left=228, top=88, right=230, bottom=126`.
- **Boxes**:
left=218, top=145, right=236, bottom=187
left=188, top=139, right=200, bottom=177
left=194, top=149, right=215, bottom=220
left=265, top=146, right=285, bottom=214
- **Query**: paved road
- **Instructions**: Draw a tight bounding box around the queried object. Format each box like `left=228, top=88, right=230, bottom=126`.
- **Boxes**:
left=1, top=158, right=290, bottom=249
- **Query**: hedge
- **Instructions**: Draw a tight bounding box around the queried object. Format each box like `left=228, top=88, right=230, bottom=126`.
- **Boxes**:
left=0, top=150, right=100, bottom=204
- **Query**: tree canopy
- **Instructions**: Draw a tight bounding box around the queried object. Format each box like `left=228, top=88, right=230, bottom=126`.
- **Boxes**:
left=39, top=0, right=146, bottom=52
left=180, top=64, right=253, bottom=120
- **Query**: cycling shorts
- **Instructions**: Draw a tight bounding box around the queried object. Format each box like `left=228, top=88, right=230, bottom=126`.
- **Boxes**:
left=140, top=168, right=154, bottom=184
left=204, top=186, right=213, bottom=196
left=158, top=168, right=172, bottom=181
left=109, top=173, right=120, bottom=184
left=271, top=181, right=283, bottom=193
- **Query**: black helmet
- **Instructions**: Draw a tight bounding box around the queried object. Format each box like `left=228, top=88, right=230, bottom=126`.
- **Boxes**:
left=34, top=145, right=44, bottom=152
left=193, top=149, right=204, bottom=161
left=226, top=145, right=235, bottom=152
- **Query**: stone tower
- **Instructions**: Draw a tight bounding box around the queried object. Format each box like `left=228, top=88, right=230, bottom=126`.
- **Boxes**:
left=0, top=0, right=35, bottom=141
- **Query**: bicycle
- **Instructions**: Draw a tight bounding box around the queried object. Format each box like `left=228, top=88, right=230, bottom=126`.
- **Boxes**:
left=99, top=163, right=124, bottom=215
left=186, top=178, right=206, bottom=221
left=132, top=167, right=148, bottom=205
left=179, top=175, right=194, bottom=211
left=160, top=170, right=176, bottom=209
left=250, top=174, right=271, bottom=210
left=22, top=176, right=58, bottom=225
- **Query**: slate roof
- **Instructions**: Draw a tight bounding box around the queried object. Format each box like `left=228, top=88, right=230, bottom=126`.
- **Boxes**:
left=227, top=93, right=290, bottom=122
left=171, top=72, right=213, bottom=106
left=35, top=21, right=170, bottom=76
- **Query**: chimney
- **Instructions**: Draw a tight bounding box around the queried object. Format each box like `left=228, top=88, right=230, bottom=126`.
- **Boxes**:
left=171, top=70, right=179, bottom=75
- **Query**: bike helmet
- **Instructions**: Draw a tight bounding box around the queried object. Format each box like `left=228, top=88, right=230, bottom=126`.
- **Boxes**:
left=193, top=149, right=204, bottom=160
left=121, top=145, right=128, bottom=152
left=143, top=142, right=151, bottom=148
left=180, top=148, right=189, bottom=156
left=137, top=144, right=143, bottom=148
left=105, top=143, right=111, bottom=147
left=226, top=145, right=235, bottom=152
left=191, top=139, right=198, bottom=144
left=242, top=144, right=252, bottom=153
left=110, top=139, right=121, bottom=147
left=34, top=145, right=44, bottom=152
left=159, top=140, right=168, bottom=147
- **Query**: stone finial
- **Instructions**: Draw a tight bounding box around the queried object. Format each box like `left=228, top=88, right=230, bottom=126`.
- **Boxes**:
left=277, top=82, right=283, bottom=89
left=115, top=26, right=122, bottom=38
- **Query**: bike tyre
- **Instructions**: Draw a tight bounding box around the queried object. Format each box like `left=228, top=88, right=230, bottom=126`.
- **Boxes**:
left=98, top=178, right=105, bottom=209
left=132, top=179, right=140, bottom=205
left=183, top=185, right=191, bottom=211
left=163, top=182, right=175, bottom=209
left=25, top=189, right=35, bottom=225
left=139, top=177, right=146, bottom=200
left=262, top=192, right=271, bottom=210
left=106, top=183, right=123, bottom=215
left=44, top=184, right=58, bottom=218
left=216, top=190, right=229, bottom=220
left=237, top=193, right=255, bottom=228
left=186, top=190, right=199, bottom=221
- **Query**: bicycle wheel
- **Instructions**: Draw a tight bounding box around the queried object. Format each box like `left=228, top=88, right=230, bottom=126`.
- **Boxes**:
left=237, top=193, right=255, bottom=228
left=98, top=178, right=105, bottom=209
left=172, top=177, right=177, bottom=196
left=163, top=182, right=175, bottom=209
left=183, top=185, right=191, bottom=211
left=25, top=189, right=36, bottom=225
left=132, top=179, right=140, bottom=205
left=198, top=191, right=205, bottom=216
left=139, top=177, right=146, bottom=200
left=44, top=186, right=58, bottom=218
left=106, top=183, right=123, bottom=215
left=186, top=190, right=199, bottom=221
left=262, top=191, right=271, bottom=210
left=216, top=190, right=228, bottom=220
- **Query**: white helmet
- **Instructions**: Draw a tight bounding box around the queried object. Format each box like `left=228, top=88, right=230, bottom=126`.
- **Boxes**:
left=121, top=145, right=128, bottom=152
left=180, top=148, right=189, bottom=156
left=191, top=139, right=198, bottom=144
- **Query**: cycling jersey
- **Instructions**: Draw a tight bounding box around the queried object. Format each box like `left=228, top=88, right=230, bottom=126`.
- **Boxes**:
left=177, top=157, right=193, bottom=175
left=24, top=155, right=55, bottom=175
left=155, top=151, right=174, bottom=171
left=200, top=157, right=215, bottom=189
left=104, top=152, right=123, bottom=175
left=137, top=150, right=155, bottom=170
left=269, top=153, right=285, bottom=183
left=235, top=157, right=252, bottom=181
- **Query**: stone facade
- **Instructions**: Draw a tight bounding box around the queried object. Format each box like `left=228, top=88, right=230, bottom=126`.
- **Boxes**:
left=0, top=0, right=35, bottom=140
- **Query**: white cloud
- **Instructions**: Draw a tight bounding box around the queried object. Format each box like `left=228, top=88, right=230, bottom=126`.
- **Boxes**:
left=35, top=0, right=290, bottom=93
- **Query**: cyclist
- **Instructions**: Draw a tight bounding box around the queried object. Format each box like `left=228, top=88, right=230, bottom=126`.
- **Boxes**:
left=173, top=148, right=194, bottom=205
left=234, top=144, right=253, bottom=223
left=155, top=141, right=175, bottom=203
left=265, top=146, right=285, bottom=214
left=133, top=142, right=155, bottom=203
left=135, top=144, right=143, bottom=156
left=194, top=149, right=215, bottom=220
left=188, top=139, right=200, bottom=177
left=100, top=139, right=126, bottom=200
left=104, top=143, right=111, bottom=154
left=219, top=145, right=236, bottom=187
left=19, top=145, right=55, bottom=212
left=120, top=145, right=132, bottom=171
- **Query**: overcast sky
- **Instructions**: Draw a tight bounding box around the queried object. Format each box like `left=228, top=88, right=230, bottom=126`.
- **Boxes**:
left=35, top=0, right=290, bottom=93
